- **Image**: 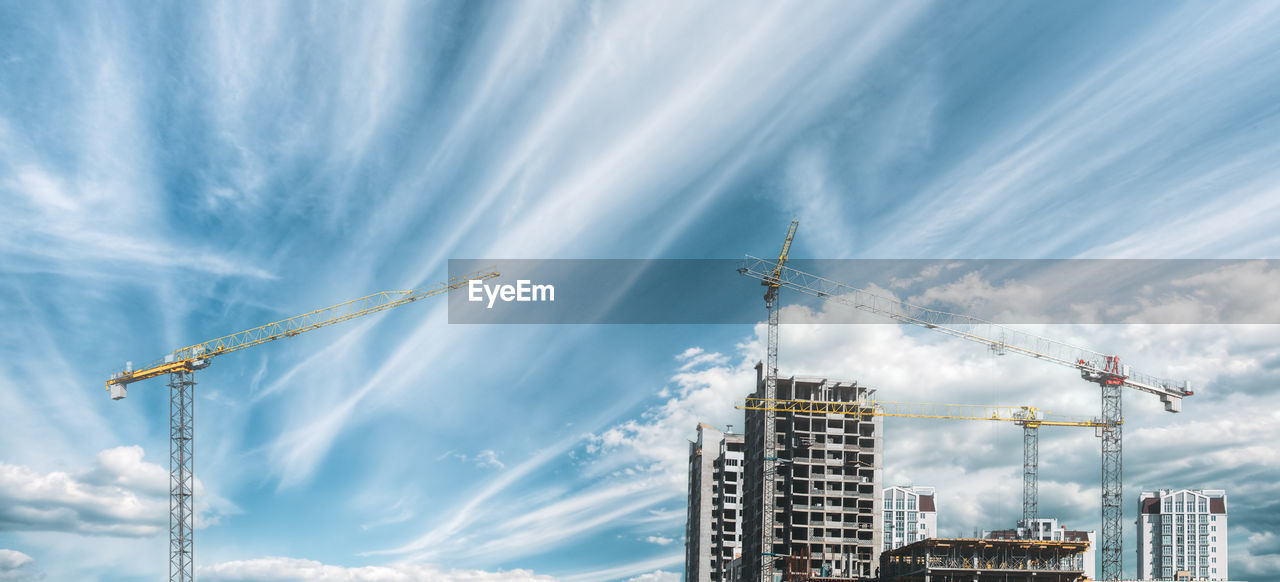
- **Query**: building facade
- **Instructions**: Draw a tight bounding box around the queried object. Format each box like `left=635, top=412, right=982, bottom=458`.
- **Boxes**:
left=685, top=424, right=746, bottom=582
left=712, top=432, right=746, bottom=580
left=742, top=364, right=884, bottom=580
left=687, top=424, right=722, bottom=582
left=882, top=486, right=937, bottom=552
left=1137, top=489, right=1228, bottom=581
left=985, top=518, right=1096, bottom=581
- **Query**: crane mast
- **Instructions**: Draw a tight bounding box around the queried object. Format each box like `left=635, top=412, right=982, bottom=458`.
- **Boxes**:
left=738, top=255, right=1190, bottom=581
left=760, top=219, right=798, bottom=582
left=104, top=269, right=497, bottom=582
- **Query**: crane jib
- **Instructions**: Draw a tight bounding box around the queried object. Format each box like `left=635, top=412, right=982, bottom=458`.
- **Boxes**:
left=737, top=256, right=1191, bottom=408
left=104, top=269, right=498, bottom=398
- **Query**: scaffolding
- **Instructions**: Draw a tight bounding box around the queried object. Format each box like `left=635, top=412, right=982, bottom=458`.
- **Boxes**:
left=880, top=538, right=1089, bottom=582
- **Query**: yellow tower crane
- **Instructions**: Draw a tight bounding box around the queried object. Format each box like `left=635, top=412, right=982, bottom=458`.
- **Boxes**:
left=737, top=396, right=1107, bottom=541
left=757, top=218, right=799, bottom=582
left=103, top=268, right=498, bottom=582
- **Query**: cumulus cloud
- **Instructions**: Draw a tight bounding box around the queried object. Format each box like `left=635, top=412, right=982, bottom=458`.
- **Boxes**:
left=907, top=271, right=1047, bottom=323
left=577, top=281, right=1280, bottom=575
left=1135, top=260, right=1280, bottom=324
left=623, top=571, right=680, bottom=582
left=0, top=446, right=234, bottom=536
left=198, top=557, right=554, bottom=582
left=0, top=550, right=40, bottom=581
left=586, top=349, right=755, bottom=487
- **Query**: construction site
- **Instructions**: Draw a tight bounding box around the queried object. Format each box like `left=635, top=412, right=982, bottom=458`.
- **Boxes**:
left=683, top=220, right=1222, bottom=582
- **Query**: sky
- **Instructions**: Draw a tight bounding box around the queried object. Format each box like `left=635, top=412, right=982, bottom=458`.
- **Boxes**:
left=1, top=1, right=1280, bottom=581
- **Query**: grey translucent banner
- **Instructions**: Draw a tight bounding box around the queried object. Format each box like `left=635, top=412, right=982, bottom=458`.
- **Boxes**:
left=446, top=259, right=1280, bottom=324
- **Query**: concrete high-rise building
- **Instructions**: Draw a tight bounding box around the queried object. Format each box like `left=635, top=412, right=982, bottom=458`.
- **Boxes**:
left=882, top=486, right=937, bottom=551
left=1137, top=489, right=1228, bottom=581
left=742, top=364, right=883, bottom=580
left=985, top=518, right=1097, bottom=581
left=712, top=432, right=746, bottom=580
left=687, top=424, right=721, bottom=582
left=685, top=424, right=745, bottom=582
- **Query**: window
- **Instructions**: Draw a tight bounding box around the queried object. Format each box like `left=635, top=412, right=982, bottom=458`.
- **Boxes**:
left=896, top=499, right=904, bottom=510
left=884, top=499, right=892, bottom=510
left=1198, top=500, right=1207, bottom=513
left=1177, top=501, right=1185, bottom=512
left=1164, top=498, right=1173, bottom=512
left=1163, top=524, right=1173, bottom=534
left=908, top=497, right=916, bottom=510
left=1163, top=535, right=1172, bottom=545
left=1163, top=557, right=1172, bottom=566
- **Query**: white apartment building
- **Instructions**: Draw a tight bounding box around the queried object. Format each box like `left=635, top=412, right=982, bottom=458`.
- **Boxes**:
left=712, top=432, right=746, bottom=580
left=685, top=424, right=746, bottom=582
left=1137, top=489, right=1228, bottom=581
left=882, top=486, right=937, bottom=551
left=686, top=424, right=722, bottom=582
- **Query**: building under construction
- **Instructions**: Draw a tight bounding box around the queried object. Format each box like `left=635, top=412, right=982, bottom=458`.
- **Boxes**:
left=741, top=364, right=884, bottom=580
left=879, top=538, right=1090, bottom=582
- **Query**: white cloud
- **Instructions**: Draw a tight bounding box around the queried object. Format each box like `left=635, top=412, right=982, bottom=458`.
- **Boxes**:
left=907, top=272, right=1046, bottom=322
left=0, top=552, right=33, bottom=571
left=0, top=550, right=39, bottom=581
left=198, top=557, right=554, bottom=582
left=585, top=351, right=755, bottom=487
left=475, top=450, right=504, bottom=470
left=560, top=554, right=683, bottom=582
left=1141, top=260, right=1280, bottom=324
left=573, top=281, right=1280, bottom=572
left=0, top=446, right=234, bottom=536
left=642, top=536, right=674, bottom=546
left=623, top=571, right=680, bottom=582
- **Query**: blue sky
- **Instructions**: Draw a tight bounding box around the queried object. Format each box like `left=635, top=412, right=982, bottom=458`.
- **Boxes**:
left=2, top=1, right=1280, bottom=581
